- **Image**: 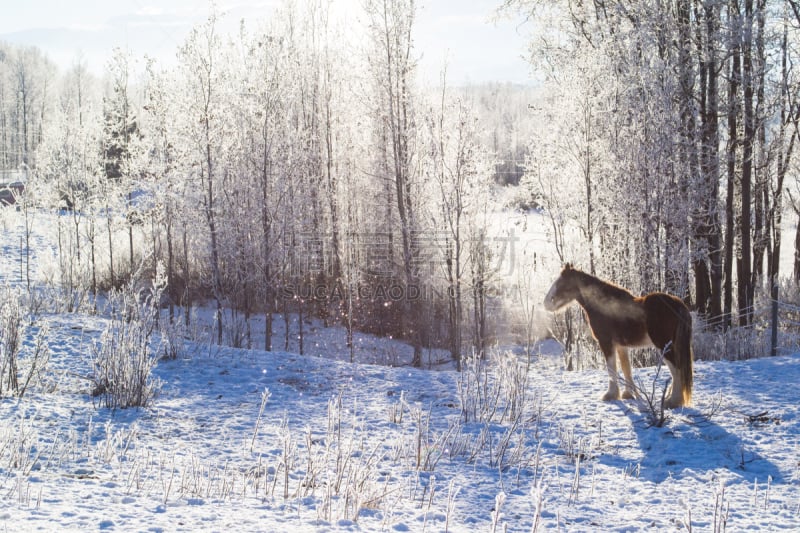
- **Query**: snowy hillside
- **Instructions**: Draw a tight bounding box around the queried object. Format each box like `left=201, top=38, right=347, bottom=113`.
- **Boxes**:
left=1, top=210, right=799, bottom=532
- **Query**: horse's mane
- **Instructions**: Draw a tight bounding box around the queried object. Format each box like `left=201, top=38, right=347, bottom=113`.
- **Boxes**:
left=569, top=267, right=635, bottom=301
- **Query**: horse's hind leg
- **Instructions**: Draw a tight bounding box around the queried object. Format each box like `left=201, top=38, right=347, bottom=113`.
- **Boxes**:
left=664, top=360, right=684, bottom=409
left=601, top=343, right=621, bottom=401
left=617, top=347, right=635, bottom=399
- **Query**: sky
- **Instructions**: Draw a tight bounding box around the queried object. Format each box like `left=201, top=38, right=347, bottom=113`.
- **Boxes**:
left=0, top=0, right=535, bottom=85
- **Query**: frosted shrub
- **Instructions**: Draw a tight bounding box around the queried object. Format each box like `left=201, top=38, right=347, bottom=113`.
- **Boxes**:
left=0, top=287, right=23, bottom=396
left=693, top=321, right=769, bottom=362
left=457, top=350, right=496, bottom=424
left=159, top=314, right=187, bottom=360
left=0, top=286, right=50, bottom=398
left=493, top=350, right=530, bottom=423
left=457, top=349, right=534, bottom=425
left=91, top=274, right=165, bottom=409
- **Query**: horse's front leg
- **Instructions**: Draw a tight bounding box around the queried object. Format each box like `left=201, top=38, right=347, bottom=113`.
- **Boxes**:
left=617, top=347, right=635, bottom=399
left=601, top=342, right=620, bottom=401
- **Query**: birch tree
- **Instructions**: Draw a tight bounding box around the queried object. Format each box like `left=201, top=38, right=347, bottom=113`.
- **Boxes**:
left=176, top=13, right=229, bottom=343
left=365, top=0, right=424, bottom=365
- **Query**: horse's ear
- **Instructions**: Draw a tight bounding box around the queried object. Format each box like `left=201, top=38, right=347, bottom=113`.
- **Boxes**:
left=564, top=263, right=573, bottom=271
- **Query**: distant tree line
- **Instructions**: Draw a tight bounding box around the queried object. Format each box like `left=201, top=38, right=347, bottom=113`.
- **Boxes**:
left=0, top=2, right=542, bottom=368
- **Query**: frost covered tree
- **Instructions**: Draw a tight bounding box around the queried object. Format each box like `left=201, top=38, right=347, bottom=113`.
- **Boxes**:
left=103, top=47, right=144, bottom=280
left=175, top=12, right=230, bottom=343
left=507, top=0, right=800, bottom=331
left=365, top=0, right=424, bottom=365
left=426, top=79, right=492, bottom=366
left=142, top=59, right=194, bottom=323
left=232, top=21, right=290, bottom=350
left=35, top=64, right=103, bottom=309
left=10, top=46, right=54, bottom=168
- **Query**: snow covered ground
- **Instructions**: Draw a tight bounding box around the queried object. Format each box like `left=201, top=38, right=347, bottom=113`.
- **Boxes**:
left=1, top=210, right=799, bottom=531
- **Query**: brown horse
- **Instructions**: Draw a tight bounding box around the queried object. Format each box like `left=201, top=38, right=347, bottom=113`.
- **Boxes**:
left=544, top=264, right=693, bottom=408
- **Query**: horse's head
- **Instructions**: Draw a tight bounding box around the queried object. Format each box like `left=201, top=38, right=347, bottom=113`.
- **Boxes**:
left=543, top=263, right=580, bottom=312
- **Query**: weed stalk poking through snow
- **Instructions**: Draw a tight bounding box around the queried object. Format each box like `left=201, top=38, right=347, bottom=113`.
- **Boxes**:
left=250, top=387, right=271, bottom=452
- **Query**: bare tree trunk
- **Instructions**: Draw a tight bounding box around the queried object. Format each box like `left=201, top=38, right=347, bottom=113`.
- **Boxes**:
left=105, top=186, right=115, bottom=289
left=283, top=295, right=290, bottom=351
left=471, top=230, right=488, bottom=359
left=751, top=0, right=768, bottom=290
left=322, top=40, right=342, bottom=329
left=128, top=191, right=135, bottom=271
left=182, top=225, right=191, bottom=327
left=794, top=203, right=800, bottom=283
left=698, top=0, right=723, bottom=322
left=261, top=153, right=274, bottom=352
left=89, top=218, right=97, bottom=310
left=205, top=146, right=223, bottom=344
left=769, top=8, right=800, bottom=304
left=738, top=0, right=756, bottom=326
left=298, top=295, right=304, bottom=356
left=166, top=212, right=174, bottom=322
left=673, top=0, right=695, bottom=305
left=265, top=281, right=273, bottom=352
left=724, top=0, right=741, bottom=329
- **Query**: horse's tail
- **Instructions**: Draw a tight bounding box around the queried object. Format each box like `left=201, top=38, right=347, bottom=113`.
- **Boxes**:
left=673, top=308, right=694, bottom=406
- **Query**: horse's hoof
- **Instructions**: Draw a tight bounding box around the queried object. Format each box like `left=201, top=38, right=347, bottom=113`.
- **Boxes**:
left=601, top=391, right=619, bottom=401
left=621, top=390, right=634, bottom=400
left=663, top=398, right=682, bottom=409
